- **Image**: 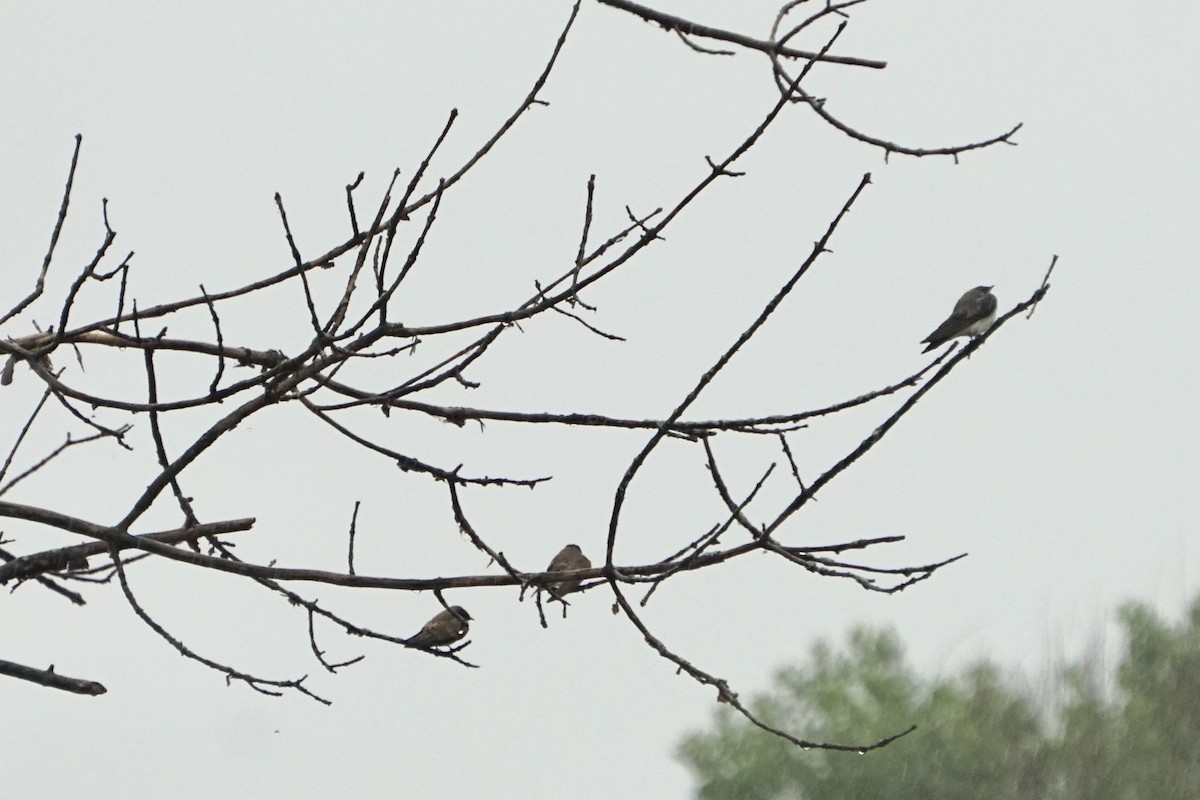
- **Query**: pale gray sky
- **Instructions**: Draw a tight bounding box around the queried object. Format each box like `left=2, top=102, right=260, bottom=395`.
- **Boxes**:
left=2, top=2, right=1198, bottom=798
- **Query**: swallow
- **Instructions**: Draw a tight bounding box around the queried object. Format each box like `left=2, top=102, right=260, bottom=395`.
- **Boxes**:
left=544, top=544, right=591, bottom=600
left=403, top=605, right=472, bottom=649
left=921, top=285, right=997, bottom=352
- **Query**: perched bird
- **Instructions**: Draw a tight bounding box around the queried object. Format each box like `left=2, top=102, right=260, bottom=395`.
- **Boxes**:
left=921, top=285, right=997, bottom=352
left=544, top=544, right=591, bottom=600
left=403, top=605, right=472, bottom=649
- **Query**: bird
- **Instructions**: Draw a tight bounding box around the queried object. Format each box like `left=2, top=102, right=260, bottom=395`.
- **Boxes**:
left=403, top=605, right=472, bottom=649
left=544, top=544, right=591, bottom=600
left=921, top=285, right=997, bottom=352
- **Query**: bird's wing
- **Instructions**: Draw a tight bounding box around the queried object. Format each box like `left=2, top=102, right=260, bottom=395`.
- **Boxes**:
left=953, top=289, right=996, bottom=320
left=552, top=554, right=590, bottom=573
left=405, top=609, right=453, bottom=646
left=923, top=290, right=994, bottom=344
left=922, top=312, right=970, bottom=344
left=404, top=628, right=430, bottom=647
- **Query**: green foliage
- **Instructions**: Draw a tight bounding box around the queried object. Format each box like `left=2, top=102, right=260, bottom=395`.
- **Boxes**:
left=1110, top=597, right=1200, bottom=799
left=677, top=594, right=1200, bottom=800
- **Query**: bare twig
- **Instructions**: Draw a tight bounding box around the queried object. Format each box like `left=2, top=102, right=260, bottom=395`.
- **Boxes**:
left=347, top=501, right=361, bottom=575
left=605, top=170, right=873, bottom=566
left=0, top=515, right=255, bottom=584
left=0, top=656, right=106, bottom=695
left=1, top=135, right=83, bottom=327
left=596, top=0, right=886, bottom=69
left=1026, top=254, right=1057, bottom=319
left=109, top=545, right=329, bottom=704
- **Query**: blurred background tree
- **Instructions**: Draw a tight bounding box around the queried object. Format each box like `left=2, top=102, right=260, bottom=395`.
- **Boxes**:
left=678, top=592, right=1200, bottom=799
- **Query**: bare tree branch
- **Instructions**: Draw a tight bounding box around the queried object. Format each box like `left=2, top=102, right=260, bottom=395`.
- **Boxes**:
left=595, top=0, right=887, bottom=69
left=0, top=656, right=106, bottom=696
left=0, top=5, right=1044, bottom=766
left=0, top=135, right=83, bottom=327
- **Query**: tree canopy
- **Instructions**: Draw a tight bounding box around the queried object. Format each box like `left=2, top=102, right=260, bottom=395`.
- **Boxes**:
left=678, top=594, right=1200, bottom=799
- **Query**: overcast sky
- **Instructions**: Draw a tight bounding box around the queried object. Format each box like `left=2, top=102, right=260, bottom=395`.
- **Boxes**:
left=2, top=2, right=1198, bottom=798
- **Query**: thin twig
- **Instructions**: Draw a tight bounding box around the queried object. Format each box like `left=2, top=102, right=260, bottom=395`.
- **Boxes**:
left=0, top=135, right=83, bottom=327
left=0, top=656, right=106, bottom=695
